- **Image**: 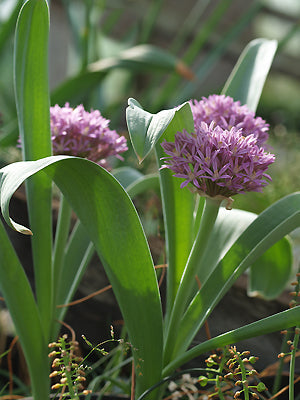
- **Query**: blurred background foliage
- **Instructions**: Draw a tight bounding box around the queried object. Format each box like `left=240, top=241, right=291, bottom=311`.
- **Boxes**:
left=0, top=0, right=299, bottom=213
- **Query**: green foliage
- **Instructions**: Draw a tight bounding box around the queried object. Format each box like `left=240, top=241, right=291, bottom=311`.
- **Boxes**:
left=222, top=38, right=277, bottom=111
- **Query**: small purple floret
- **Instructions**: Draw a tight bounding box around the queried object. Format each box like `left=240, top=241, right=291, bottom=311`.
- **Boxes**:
left=161, top=122, right=275, bottom=198
left=190, top=94, right=269, bottom=146
left=50, top=103, right=127, bottom=169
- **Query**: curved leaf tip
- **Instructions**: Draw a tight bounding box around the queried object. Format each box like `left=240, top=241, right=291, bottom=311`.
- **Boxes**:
left=127, top=97, right=143, bottom=109
left=126, top=98, right=194, bottom=164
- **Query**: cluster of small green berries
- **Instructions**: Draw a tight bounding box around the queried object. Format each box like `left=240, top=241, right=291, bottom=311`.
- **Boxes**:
left=198, top=346, right=266, bottom=399
left=48, top=334, right=92, bottom=398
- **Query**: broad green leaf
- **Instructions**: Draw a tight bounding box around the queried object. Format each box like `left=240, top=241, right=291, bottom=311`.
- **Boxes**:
left=163, top=306, right=300, bottom=376
left=51, top=44, right=192, bottom=105
left=168, top=192, right=300, bottom=360
left=126, top=98, right=193, bottom=162
left=0, top=155, right=163, bottom=398
left=198, top=208, right=292, bottom=299
left=0, top=219, right=49, bottom=400
left=248, top=236, right=292, bottom=299
left=57, top=167, right=160, bottom=329
left=222, top=38, right=277, bottom=112
left=197, top=208, right=256, bottom=285
left=14, top=0, right=53, bottom=337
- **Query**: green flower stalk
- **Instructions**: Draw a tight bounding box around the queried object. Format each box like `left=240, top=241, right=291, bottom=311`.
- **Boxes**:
left=163, top=196, right=221, bottom=365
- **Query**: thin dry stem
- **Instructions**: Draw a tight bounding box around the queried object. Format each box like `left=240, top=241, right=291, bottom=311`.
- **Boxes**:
left=57, top=264, right=168, bottom=309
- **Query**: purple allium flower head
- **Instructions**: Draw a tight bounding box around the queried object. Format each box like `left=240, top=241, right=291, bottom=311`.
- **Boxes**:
left=189, top=94, right=269, bottom=146
left=161, top=122, right=275, bottom=203
left=50, top=103, right=127, bottom=170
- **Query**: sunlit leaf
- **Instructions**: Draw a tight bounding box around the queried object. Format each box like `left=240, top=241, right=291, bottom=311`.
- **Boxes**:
left=198, top=208, right=292, bottom=300
left=248, top=236, right=292, bottom=299
left=167, top=192, right=300, bottom=360
left=164, top=306, right=300, bottom=376
left=14, top=0, right=53, bottom=338
left=222, top=38, right=277, bottom=111
left=0, top=155, right=163, bottom=398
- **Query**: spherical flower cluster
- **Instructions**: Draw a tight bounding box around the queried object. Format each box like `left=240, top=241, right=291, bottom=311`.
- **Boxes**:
left=50, top=103, right=127, bottom=170
left=189, top=95, right=269, bottom=146
left=161, top=122, right=275, bottom=202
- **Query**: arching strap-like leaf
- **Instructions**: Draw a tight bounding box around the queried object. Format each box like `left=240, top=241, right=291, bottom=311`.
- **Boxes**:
left=222, top=38, right=277, bottom=112
left=248, top=236, right=292, bottom=299
left=0, top=156, right=163, bottom=398
left=198, top=208, right=292, bottom=299
left=167, top=192, right=300, bottom=360
left=197, top=208, right=256, bottom=285
left=163, top=306, right=300, bottom=376
left=51, top=45, right=193, bottom=105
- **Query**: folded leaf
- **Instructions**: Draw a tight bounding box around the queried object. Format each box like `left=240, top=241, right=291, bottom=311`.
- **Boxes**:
left=126, top=98, right=193, bottom=162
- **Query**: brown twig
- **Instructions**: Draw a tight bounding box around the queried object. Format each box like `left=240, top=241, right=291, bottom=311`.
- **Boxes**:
left=56, top=320, right=76, bottom=343
left=57, top=264, right=168, bottom=309
left=57, top=285, right=112, bottom=308
left=157, top=264, right=167, bottom=288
